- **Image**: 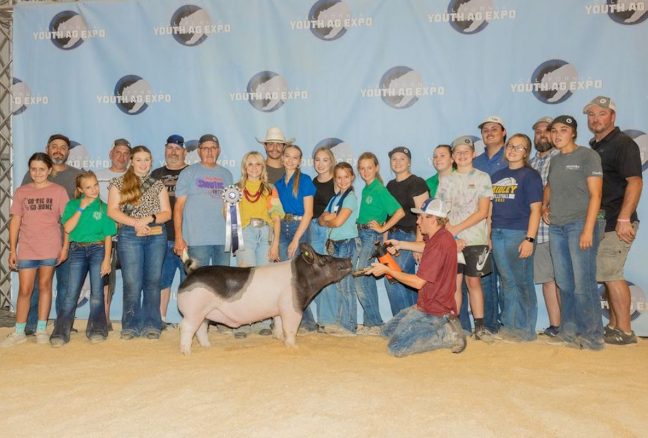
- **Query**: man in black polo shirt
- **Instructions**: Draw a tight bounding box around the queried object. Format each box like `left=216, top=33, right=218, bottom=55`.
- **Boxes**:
left=585, top=96, right=643, bottom=345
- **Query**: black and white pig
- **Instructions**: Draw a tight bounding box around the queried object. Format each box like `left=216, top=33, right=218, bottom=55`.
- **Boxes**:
left=177, top=243, right=352, bottom=354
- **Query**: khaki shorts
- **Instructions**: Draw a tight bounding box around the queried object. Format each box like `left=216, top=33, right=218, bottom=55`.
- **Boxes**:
left=596, top=222, right=638, bottom=282
left=533, top=242, right=554, bottom=284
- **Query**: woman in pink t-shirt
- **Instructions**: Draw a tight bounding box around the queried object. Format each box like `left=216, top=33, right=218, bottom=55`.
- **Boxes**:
left=2, top=153, right=68, bottom=347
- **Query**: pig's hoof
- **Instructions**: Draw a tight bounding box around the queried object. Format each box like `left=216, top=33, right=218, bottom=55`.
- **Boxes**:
left=180, top=344, right=192, bottom=355
left=199, top=340, right=211, bottom=348
left=284, top=340, right=298, bottom=349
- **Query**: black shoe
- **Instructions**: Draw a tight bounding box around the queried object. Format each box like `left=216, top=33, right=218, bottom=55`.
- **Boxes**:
left=542, top=326, right=560, bottom=337
left=604, top=327, right=638, bottom=346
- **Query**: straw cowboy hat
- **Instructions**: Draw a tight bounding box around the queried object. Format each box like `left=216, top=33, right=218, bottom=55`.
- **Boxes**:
left=256, top=127, right=295, bottom=145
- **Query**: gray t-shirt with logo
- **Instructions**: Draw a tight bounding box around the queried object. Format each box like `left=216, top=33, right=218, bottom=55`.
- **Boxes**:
left=547, top=146, right=602, bottom=226
left=22, top=165, right=82, bottom=199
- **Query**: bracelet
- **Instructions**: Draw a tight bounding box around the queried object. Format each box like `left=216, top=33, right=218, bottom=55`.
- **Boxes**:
left=151, top=214, right=157, bottom=224
left=617, top=219, right=630, bottom=223
left=77, top=207, right=85, bottom=213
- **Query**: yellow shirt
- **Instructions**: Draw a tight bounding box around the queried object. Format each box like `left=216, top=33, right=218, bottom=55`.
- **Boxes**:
left=239, top=180, right=285, bottom=227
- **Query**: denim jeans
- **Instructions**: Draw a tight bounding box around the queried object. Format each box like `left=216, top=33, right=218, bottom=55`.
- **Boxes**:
left=160, top=241, right=186, bottom=289
left=236, top=224, right=271, bottom=268
left=549, top=219, right=604, bottom=349
left=188, top=244, right=229, bottom=267
left=118, top=225, right=167, bottom=337
left=353, top=228, right=384, bottom=327
left=384, top=229, right=418, bottom=316
left=491, top=229, right=537, bottom=341
left=333, top=238, right=358, bottom=332
left=382, top=306, right=459, bottom=357
left=480, top=256, right=500, bottom=333
left=279, top=219, right=316, bottom=330
left=26, top=258, right=70, bottom=332
left=310, top=219, right=338, bottom=325
left=51, top=243, right=108, bottom=343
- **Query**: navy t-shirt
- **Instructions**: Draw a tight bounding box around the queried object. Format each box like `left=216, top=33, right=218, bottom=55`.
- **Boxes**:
left=491, top=166, right=543, bottom=231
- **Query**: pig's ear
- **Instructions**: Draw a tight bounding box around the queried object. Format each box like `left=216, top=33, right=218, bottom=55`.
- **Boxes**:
left=300, top=244, right=317, bottom=264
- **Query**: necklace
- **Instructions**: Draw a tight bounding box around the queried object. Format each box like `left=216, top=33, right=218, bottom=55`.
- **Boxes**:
left=243, top=186, right=263, bottom=203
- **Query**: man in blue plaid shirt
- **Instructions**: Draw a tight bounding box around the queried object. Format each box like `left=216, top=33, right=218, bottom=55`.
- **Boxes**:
left=529, top=117, right=561, bottom=337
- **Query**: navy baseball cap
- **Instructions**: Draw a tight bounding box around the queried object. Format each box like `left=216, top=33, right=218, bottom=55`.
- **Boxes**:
left=166, top=134, right=185, bottom=147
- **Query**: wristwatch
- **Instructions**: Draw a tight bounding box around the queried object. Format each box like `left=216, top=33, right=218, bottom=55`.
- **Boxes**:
left=151, top=214, right=157, bottom=224
left=525, top=236, right=535, bottom=243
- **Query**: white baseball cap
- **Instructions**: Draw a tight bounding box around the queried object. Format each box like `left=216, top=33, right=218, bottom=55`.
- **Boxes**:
left=411, top=198, right=449, bottom=218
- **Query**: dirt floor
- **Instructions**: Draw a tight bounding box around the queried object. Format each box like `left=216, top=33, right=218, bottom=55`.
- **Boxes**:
left=0, top=323, right=646, bottom=437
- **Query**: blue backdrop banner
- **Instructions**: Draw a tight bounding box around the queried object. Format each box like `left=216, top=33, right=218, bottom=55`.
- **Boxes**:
left=11, top=0, right=648, bottom=333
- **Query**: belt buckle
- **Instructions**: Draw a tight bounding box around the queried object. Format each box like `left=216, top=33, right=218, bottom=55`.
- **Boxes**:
left=249, top=218, right=265, bottom=228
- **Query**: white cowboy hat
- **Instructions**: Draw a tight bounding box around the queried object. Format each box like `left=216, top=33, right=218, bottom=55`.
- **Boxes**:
left=256, top=127, right=295, bottom=145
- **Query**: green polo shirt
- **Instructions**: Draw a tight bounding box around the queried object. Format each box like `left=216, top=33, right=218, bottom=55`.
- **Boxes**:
left=357, top=179, right=402, bottom=225
left=62, top=197, right=117, bottom=243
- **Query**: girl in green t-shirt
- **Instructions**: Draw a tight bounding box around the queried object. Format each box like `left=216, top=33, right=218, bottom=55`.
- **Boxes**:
left=50, top=171, right=117, bottom=346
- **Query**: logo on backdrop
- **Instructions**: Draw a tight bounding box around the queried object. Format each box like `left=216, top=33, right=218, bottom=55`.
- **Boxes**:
left=154, top=5, right=231, bottom=46
left=432, top=0, right=516, bottom=34
left=309, top=138, right=355, bottom=166
left=39, top=10, right=105, bottom=50
left=230, top=71, right=308, bottom=112
left=11, top=78, right=48, bottom=115
left=361, top=66, right=445, bottom=109
left=622, top=129, right=648, bottom=171
left=289, top=0, right=372, bottom=40
left=600, top=281, right=646, bottom=321
left=510, top=60, right=603, bottom=104
left=95, top=76, right=172, bottom=115
left=585, top=1, right=648, bottom=24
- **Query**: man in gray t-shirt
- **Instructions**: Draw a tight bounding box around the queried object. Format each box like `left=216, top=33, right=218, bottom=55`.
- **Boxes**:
left=174, top=134, right=233, bottom=268
left=21, top=134, right=82, bottom=334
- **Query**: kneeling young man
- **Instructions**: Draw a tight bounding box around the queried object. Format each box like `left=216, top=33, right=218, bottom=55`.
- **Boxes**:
left=366, top=199, right=466, bottom=357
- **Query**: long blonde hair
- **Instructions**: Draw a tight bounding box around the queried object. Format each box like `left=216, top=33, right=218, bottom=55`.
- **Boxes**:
left=120, top=145, right=152, bottom=206
left=357, top=152, right=383, bottom=184
left=238, top=151, right=272, bottom=196
left=284, top=144, right=303, bottom=197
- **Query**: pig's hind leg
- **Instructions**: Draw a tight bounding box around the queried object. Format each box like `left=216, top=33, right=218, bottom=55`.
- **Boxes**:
left=180, top=315, right=204, bottom=355
left=195, top=319, right=210, bottom=348
left=272, top=316, right=285, bottom=341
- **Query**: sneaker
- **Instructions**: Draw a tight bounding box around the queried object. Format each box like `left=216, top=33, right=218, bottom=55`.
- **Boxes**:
left=36, top=331, right=50, bottom=344
left=50, top=337, right=66, bottom=348
left=357, top=325, right=382, bottom=336
left=604, top=328, right=638, bottom=346
left=473, top=327, right=495, bottom=344
left=321, top=325, right=356, bottom=337
left=1, top=332, right=28, bottom=347
left=145, top=331, right=160, bottom=340
left=120, top=332, right=135, bottom=340
left=89, top=334, right=106, bottom=344
left=258, top=328, right=272, bottom=336
left=603, top=325, right=615, bottom=338
left=234, top=331, right=247, bottom=339
left=542, top=326, right=560, bottom=337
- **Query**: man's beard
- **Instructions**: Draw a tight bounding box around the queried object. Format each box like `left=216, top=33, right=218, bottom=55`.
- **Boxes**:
left=535, top=141, right=553, bottom=153
left=51, top=155, right=66, bottom=165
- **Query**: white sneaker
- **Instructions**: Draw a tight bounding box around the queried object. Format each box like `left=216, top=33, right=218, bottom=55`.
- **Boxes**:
left=1, top=332, right=28, bottom=348
left=357, top=325, right=383, bottom=336
left=35, top=331, right=50, bottom=344
left=322, top=325, right=356, bottom=337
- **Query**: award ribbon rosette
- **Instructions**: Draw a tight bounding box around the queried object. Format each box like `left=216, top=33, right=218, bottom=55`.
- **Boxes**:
left=222, top=185, right=244, bottom=254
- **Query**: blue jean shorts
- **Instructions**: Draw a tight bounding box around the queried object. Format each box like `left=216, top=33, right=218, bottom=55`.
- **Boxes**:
left=17, top=258, right=57, bottom=270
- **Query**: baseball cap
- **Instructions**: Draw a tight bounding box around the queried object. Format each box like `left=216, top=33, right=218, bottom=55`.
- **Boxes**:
left=549, top=115, right=577, bottom=130
left=478, top=116, right=505, bottom=129
left=113, top=138, right=131, bottom=149
left=411, top=198, right=449, bottom=218
left=532, top=116, right=553, bottom=130
left=166, top=134, right=185, bottom=147
left=451, top=135, right=475, bottom=151
left=198, top=134, right=219, bottom=145
left=47, top=133, right=70, bottom=148
left=583, top=96, right=617, bottom=114
left=388, top=146, right=411, bottom=160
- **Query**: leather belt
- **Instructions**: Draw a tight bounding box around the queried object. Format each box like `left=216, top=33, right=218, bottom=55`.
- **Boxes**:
left=248, top=218, right=267, bottom=228
left=284, top=214, right=303, bottom=221
left=74, top=241, right=105, bottom=247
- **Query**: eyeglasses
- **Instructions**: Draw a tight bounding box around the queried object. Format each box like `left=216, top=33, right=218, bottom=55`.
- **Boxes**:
left=506, top=144, right=526, bottom=152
